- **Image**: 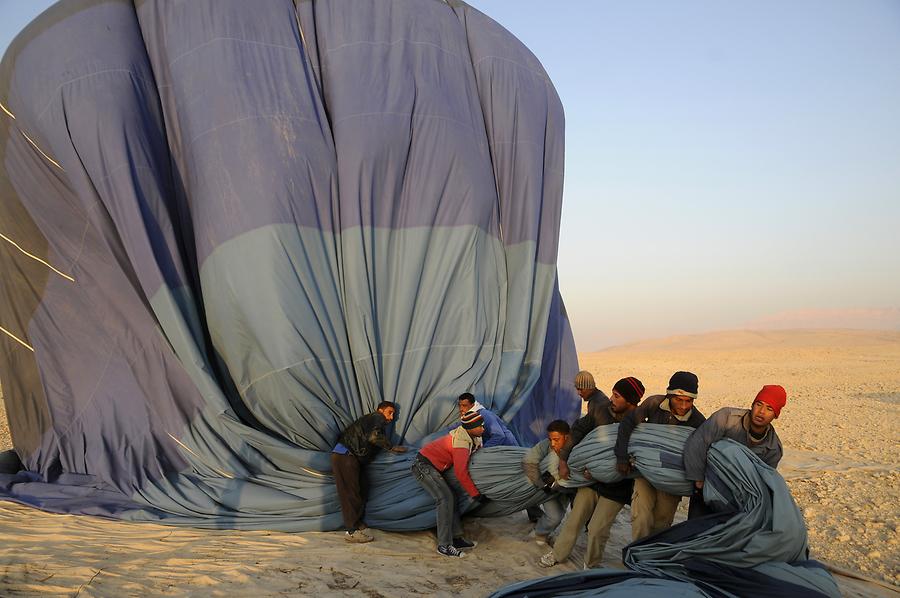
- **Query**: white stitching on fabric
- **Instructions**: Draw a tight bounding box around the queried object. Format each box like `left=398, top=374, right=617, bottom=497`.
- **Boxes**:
left=34, top=69, right=157, bottom=124
left=323, top=38, right=463, bottom=62
left=332, top=111, right=476, bottom=133
left=187, top=113, right=319, bottom=147
left=472, top=54, right=551, bottom=82
left=237, top=342, right=516, bottom=398
left=169, top=37, right=299, bottom=69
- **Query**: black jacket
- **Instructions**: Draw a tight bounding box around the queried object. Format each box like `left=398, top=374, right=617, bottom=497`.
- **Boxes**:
left=558, top=389, right=610, bottom=462
left=560, top=390, right=634, bottom=505
left=338, top=412, right=395, bottom=464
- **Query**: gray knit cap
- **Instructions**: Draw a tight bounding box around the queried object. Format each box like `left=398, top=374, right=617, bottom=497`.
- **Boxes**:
left=574, top=370, right=596, bottom=390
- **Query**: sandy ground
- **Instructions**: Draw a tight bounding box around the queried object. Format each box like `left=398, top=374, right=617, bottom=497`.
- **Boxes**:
left=0, top=328, right=898, bottom=597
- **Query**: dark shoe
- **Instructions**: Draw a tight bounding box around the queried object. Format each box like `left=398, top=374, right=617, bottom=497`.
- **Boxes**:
left=437, top=544, right=465, bottom=558
left=452, top=537, right=477, bottom=550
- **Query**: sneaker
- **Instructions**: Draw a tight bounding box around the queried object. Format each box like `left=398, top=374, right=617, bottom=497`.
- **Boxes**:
left=452, top=537, right=477, bottom=550
left=345, top=529, right=373, bottom=543
left=437, top=544, right=465, bottom=558
left=539, top=551, right=558, bottom=568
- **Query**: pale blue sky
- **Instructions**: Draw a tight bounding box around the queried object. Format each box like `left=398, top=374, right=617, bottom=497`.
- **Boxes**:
left=3, top=1, right=899, bottom=350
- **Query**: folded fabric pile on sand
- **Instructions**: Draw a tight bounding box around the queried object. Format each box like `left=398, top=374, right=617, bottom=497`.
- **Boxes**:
left=488, top=425, right=840, bottom=597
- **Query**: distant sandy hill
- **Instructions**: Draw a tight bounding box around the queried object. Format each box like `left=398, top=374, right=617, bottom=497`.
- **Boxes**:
left=589, top=328, right=900, bottom=354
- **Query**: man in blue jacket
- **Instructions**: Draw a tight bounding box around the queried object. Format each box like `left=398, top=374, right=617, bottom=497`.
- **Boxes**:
left=457, top=392, right=518, bottom=447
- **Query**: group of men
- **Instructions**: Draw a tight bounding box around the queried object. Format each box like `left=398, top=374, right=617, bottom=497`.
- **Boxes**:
left=534, top=370, right=786, bottom=568
left=331, top=392, right=518, bottom=557
left=329, top=371, right=787, bottom=564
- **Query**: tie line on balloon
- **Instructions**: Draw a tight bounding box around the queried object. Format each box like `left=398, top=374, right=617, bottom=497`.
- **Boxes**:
left=0, top=232, right=75, bottom=282
left=0, top=326, right=34, bottom=352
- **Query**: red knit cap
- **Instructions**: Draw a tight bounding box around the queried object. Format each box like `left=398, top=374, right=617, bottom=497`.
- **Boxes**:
left=754, top=385, right=787, bottom=418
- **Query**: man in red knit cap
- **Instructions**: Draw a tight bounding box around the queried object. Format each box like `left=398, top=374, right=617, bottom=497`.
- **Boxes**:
left=683, top=384, right=786, bottom=492
left=411, top=410, right=488, bottom=557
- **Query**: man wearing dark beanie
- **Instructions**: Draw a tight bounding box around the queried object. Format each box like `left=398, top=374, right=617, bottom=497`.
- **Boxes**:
left=540, top=374, right=643, bottom=569
left=684, top=385, right=786, bottom=496
left=614, top=371, right=706, bottom=540
left=412, top=409, right=487, bottom=557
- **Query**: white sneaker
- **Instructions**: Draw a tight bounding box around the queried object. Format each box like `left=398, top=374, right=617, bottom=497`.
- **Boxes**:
left=539, top=551, right=558, bottom=568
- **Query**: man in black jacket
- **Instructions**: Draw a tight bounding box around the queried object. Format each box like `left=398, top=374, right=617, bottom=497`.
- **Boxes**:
left=557, top=370, right=608, bottom=481
left=332, top=401, right=407, bottom=542
left=615, top=371, right=706, bottom=540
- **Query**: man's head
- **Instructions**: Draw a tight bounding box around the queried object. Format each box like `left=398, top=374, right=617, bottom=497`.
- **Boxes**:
left=750, top=385, right=786, bottom=432
left=460, top=410, right=485, bottom=437
left=612, top=377, right=645, bottom=407
left=376, top=401, right=397, bottom=422
left=546, top=419, right=570, bottom=454
left=609, top=390, right=637, bottom=415
left=457, top=392, right=476, bottom=417
left=666, top=371, right=698, bottom=417
left=574, top=370, right=596, bottom=400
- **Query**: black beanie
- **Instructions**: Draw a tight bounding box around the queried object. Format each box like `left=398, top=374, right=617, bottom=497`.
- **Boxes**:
left=667, top=371, right=699, bottom=398
left=613, top=377, right=645, bottom=405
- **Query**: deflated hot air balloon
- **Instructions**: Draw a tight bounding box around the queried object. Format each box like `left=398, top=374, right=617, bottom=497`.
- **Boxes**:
left=0, top=0, right=578, bottom=528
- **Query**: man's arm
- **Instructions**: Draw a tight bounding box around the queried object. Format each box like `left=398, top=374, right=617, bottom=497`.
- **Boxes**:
left=452, top=447, right=480, bottom=497
left=559, top=414, right=593, bottom=462
left=683, top=410, right=729, bottom=484
left=762, top=441, right=783, bottom=469
left=522, top=440, right=548, bottom=486
left=479, top=410, right=518, bottom=448
left=614, top=405, right=645, bottom=465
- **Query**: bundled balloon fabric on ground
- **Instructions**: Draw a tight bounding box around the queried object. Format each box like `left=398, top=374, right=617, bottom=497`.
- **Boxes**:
left=487, top=425, right=840, bottom=598
left=0, top=0, right=578, bottom=527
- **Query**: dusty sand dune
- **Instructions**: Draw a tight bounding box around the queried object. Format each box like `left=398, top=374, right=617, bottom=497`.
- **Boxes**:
left=0, top=329, right=898, bottom=596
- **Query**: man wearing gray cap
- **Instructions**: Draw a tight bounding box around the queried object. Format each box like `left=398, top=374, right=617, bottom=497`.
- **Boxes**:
left=557, top=371, right=608, bottom=481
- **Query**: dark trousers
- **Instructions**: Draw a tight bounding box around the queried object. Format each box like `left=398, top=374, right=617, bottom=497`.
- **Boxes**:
left=332, top=452, right=367, bottom=530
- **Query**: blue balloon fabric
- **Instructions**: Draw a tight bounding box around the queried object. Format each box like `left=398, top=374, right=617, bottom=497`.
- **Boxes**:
left=0, top=0, right=578, bottom=527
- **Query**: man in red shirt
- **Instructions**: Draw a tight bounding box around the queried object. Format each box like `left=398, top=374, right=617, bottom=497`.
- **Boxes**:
left=412, top=410, right=489, bottom=557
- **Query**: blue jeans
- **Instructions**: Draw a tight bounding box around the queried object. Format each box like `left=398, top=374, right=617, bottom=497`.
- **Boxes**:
left=411, top=457, right=462, bottom=546
left=535, top=494, right=568, bottom=536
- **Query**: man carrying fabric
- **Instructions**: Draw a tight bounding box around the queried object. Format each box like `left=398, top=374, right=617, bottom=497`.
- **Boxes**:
left=457, top=392, right=518, bottom=447
left=684, top=385, right=786, bottom=494
left=540, top=375, right=644, bottom=569
left=412, top=410, right=487, bottom=557
left=556, top=370, right=609, bottom=481
left=332, top=401, right=407, bottom=543
left=522, top=419, right=572, bottom=544
left=615, top=371, right=705, bottom=540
